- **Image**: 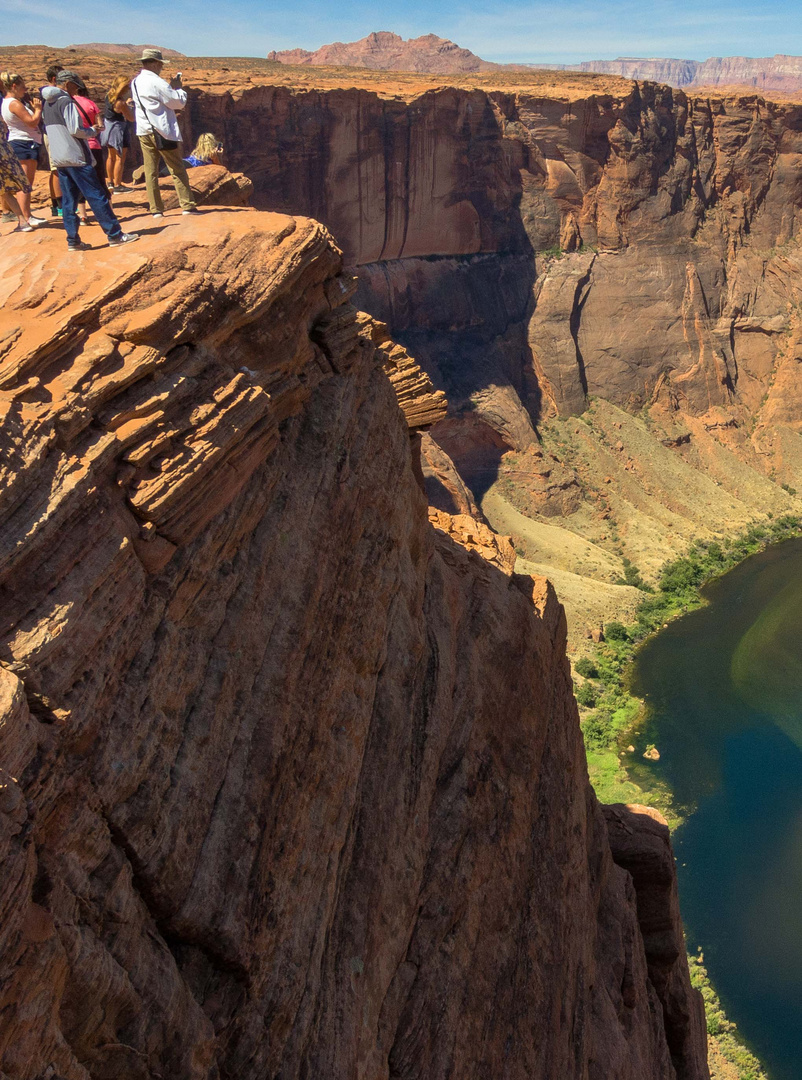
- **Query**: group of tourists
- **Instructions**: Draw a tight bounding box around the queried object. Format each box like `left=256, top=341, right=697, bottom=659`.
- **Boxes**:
left=1, top=48, right=225, bottom=252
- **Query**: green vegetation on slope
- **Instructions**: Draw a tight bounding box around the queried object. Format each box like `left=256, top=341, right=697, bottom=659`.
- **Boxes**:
left=689, top=953, right=768, bottom=1080
left=576, top=514, right=802, bottom=813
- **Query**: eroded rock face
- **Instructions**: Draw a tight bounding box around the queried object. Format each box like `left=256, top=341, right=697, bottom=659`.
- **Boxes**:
left=267, top=31, right=499, bottom=73
left=579, top=55, right=802, bottom=94
left=604, top=805, right=710, bottom=1080
left=177, top=78, right=802, bottom=482
left=0, top=205, right=706, bottom=1078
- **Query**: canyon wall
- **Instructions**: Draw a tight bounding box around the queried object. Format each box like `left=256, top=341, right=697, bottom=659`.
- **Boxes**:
left=0, top=199, right=707, bottom=1076
left=579, top=55, right=802, bottom=93
left=187, top=79, right=802, bottom=501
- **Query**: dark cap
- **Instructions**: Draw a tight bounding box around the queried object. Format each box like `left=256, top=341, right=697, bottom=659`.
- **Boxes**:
left=56, top=70, right=87, bottom=92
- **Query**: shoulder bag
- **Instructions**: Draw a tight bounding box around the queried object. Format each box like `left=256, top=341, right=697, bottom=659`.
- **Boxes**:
left=132, top=79, right=178, bottom=151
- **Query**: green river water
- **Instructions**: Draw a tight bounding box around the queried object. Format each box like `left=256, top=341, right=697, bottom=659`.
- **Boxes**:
left=631, top=537, right=802, bottom=1080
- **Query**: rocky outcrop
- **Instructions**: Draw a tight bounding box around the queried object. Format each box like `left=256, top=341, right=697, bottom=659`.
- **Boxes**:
left=0, top=192, right=706, bottom=1076
left=604, top=805, right=709, bottom=1080
left=267, top=31, right=498, bottom=73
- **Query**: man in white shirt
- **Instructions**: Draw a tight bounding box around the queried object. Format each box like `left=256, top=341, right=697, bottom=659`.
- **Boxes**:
left=131, top=48, right=197, bottom=218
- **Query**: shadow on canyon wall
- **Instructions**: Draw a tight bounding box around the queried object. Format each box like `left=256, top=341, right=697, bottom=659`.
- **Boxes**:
left=187, top=78, right=802, bottom=526
left=188, top=84, right=543, bottom=499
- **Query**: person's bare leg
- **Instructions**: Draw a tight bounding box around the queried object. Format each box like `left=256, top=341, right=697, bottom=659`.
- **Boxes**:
left=2, top=192, right=24, bottom=219
left=118, top=147, right=128, bottom=187
left=107, top=148, right=119, bottom=190
left=17, top=160, right=37, bottom=221
left=15, top=188, right=32, bottom=220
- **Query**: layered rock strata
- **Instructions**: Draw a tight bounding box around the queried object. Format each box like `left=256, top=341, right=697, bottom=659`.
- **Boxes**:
left=0, top=203, right=706, bottom=1076
left=10, top=49, right=802, bottom=592
left=174, top=75, right=802, bottom=574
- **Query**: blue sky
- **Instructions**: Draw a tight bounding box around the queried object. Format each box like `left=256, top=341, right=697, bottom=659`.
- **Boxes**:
left=3, top=0, right=801, bottom=62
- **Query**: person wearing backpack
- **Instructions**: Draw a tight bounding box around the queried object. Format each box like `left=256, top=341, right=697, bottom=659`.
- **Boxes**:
left=41, top=70, right=139, bottom=251
left=131, top=49, right=197, bottom=219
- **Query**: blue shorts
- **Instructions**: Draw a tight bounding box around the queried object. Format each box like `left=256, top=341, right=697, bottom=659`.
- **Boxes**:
left=9, top=139, right=40, bottom=162
left=102, top=120, right=134, bottom=153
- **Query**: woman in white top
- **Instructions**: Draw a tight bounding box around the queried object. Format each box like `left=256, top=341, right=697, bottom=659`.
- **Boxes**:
left=0, top=72, right=46, bottom=227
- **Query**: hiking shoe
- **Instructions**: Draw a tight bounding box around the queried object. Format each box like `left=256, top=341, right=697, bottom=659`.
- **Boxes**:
left=67, top=240, right=91, bottom=251
left=151, top=212, right=164, bottom=220
left=27, top=215, right=47, bottom=227
left=14, top=221, right=34, bottom=233
left=108, top=232, right=140, bottom=246
left=182, top=207, right=199, bottom=215
left=2, top=211, right=17, bottom=223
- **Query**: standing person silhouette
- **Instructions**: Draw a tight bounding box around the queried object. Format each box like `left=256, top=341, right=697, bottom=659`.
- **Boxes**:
left=131, top=49, right=197, bottom=219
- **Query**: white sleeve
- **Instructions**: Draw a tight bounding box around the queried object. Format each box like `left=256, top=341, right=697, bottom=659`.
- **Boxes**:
left=156, top=78, right=187, bottom=112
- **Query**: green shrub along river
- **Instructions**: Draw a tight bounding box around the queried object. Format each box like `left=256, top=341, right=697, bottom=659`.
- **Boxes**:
left=578, top=515, right=802, bottom=1080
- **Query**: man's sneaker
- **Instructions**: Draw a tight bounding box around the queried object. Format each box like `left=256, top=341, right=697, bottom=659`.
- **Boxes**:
left=182, top=207, right=199, bottom=215
left=67, top=240, right=91, bottom=252
left=27, top=215, right=47, bottom=227
left=2, top=211, right=17, bottom=223
left=108, top=232, right=140, bottom=246
left=152, top=212, right=164, bottom=220
left=14, top=222, right=34, bottom=233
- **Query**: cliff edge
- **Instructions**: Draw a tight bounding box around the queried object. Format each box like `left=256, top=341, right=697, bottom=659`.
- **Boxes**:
left=0, top=203, right=706, bottom=1078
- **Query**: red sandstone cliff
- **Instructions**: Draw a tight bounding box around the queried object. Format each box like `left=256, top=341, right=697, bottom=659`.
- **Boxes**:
left=0, top=181, right=707, bottom=1077
left=579, top=54, right=802, bottom=93
left=174, top=77, right=802, bottom=478
left=11, top=46, right=797, bottom=556
left=267, top=31, right=498, bottom=73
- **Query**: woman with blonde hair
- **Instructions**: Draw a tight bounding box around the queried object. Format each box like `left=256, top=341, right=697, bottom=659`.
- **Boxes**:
left=184, top=132, right=224, bottom=168
left=102, top=73, right=135, bottom=192
left=0, top=71, right=46, bottom=228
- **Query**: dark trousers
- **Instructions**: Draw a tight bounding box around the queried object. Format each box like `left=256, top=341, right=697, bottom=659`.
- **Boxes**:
left=57, top=164, right=121, bottom=243
left=78, top=148, right=109, bottom=206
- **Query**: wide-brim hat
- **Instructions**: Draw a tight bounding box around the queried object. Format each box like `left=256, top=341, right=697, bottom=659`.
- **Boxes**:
left=56, top=70, right=87, bottom=92
left=140, top=48, right=170, bottom=63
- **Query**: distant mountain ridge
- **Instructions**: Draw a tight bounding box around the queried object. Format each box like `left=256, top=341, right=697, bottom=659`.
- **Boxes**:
left=67, top=43, right=185, bottom=58
left=578, top=54, right=802, bottom=91
left=268, top=31, right=498, bottom=73
left=266, top=32, right=802, bottom=92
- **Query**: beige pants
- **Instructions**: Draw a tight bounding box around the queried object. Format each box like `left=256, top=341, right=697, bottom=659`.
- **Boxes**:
left=138, top=134, right=196, bottom=213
